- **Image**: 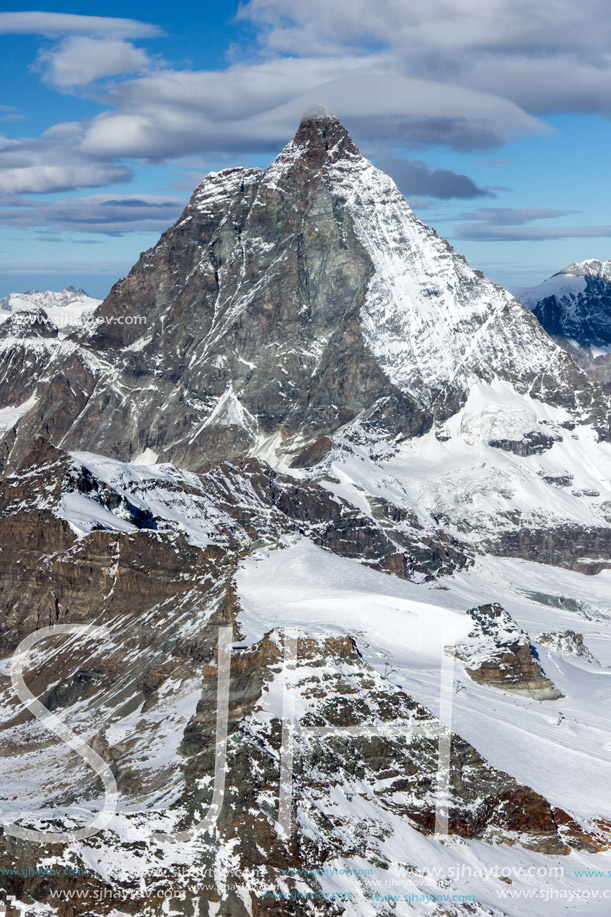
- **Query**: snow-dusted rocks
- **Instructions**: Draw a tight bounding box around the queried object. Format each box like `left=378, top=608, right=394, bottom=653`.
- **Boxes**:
left=538, top=629, right=599, bottom=664
left=3, top=114, right=611, bottom=915
left=0, top=111, right=599, bottom=475
left=518, top=260, right=611, bottom=382
left=453, top=603, right=563, bottom=700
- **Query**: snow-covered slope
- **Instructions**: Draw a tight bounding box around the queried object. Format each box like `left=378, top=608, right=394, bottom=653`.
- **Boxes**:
left=63, top=450, right=235, bottom=546
left=326, top=146, right=576, bottom=412
left=0, top=286, right=100, bottom=330
left=236, top=538, right=611, bottom=822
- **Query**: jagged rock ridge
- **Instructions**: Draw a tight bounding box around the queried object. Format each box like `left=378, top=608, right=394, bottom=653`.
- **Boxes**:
left=520, top=259, right=611, bottom=348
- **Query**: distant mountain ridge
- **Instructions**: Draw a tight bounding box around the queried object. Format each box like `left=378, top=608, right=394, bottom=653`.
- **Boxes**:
left=519, top=259, right=611, bottom=349
left=0, top=285, right=100, bottom=330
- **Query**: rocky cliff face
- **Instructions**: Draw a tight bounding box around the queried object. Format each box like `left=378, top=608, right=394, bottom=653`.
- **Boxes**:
left=454, top=603, right=563, bottom=700
left=0, top=112, right=602, bottom=476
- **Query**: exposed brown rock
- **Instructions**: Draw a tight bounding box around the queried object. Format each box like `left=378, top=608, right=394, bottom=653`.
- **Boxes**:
left=486, top=524, right=611, bottom=574
left=455, top=603, right=563, bottom=700
left=289, top=435, right=334, bottom=468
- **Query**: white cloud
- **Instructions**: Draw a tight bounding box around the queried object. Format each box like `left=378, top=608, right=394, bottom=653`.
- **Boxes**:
left=0, top=12, right=159, bottom=38
left=238, top=0, right=611, bottom=115
left=239, top=0, right=611, bottom=57
left=38, top=37, right=150, bottom=88
left=1, top=0, right=607, bottom=235
left=457, top=224, right=611, bottom=241
left=453, top=208, right=611, bottom=241
left=79, top=68, right=547, bottom=159
left=0, top=133, right=131, bottom=194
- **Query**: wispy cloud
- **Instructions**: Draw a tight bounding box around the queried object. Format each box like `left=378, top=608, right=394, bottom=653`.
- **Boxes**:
left=477, top=159, right=510, bottom=168
left=458, top=224, right=611, bottom=241
left=454, top=207, right=611, bottom=241
left=37, top=37, right=151, bottom=89
left=0, top=132, right=131, bottom=194
left=79, top=70, right=547, bottom=161
left=0, top=12, right=160, bottom=38
left=377, top=157, right=492, bottom=199
left=458, top=208, right=574, bottom=225
left=0, top=193, right=186, bottom=234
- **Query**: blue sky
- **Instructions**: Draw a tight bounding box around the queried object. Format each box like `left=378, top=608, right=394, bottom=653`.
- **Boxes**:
left=1, top=1, right=611, bottom=298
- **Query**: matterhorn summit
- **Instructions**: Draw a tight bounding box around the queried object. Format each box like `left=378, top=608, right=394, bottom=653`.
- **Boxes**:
left=0, top=111, right=594, bottom=473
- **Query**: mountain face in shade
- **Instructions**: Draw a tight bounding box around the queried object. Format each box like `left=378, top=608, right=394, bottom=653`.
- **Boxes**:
left=0, top=110, right=598, bottom=474
left=520, top=259, right=611, bottom=348
left=518, top=259, right=611, bottom=384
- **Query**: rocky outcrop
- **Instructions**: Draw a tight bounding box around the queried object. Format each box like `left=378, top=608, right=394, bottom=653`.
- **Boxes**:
left=488, top=429, right=560, bottom=455
left=538, top=629, right=599, bottom=663
left=0, top=623, right=601, bottom=915
left=454, top=603, right=563, bottom=700
left=486, top=525, right=611, bottom=574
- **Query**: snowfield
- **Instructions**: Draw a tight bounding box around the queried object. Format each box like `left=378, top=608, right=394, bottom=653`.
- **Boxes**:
left=0, top=287, right=101, bottom=329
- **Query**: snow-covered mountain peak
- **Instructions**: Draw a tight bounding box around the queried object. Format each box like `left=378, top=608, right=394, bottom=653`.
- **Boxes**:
left=559, top=258, right=611, bottom=280
left=519, top=258, right=611, bottom=351
left=293, top=105, right=359, bottom=152
left=187, top=109, right=359, bottom=217
left=266, top=112, right=583, bottom=425
left=0, top=113, right=600, bottom=473
left=266, top=107, right=361, bottom=185
left=0, top=286, right=101, bottom=329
